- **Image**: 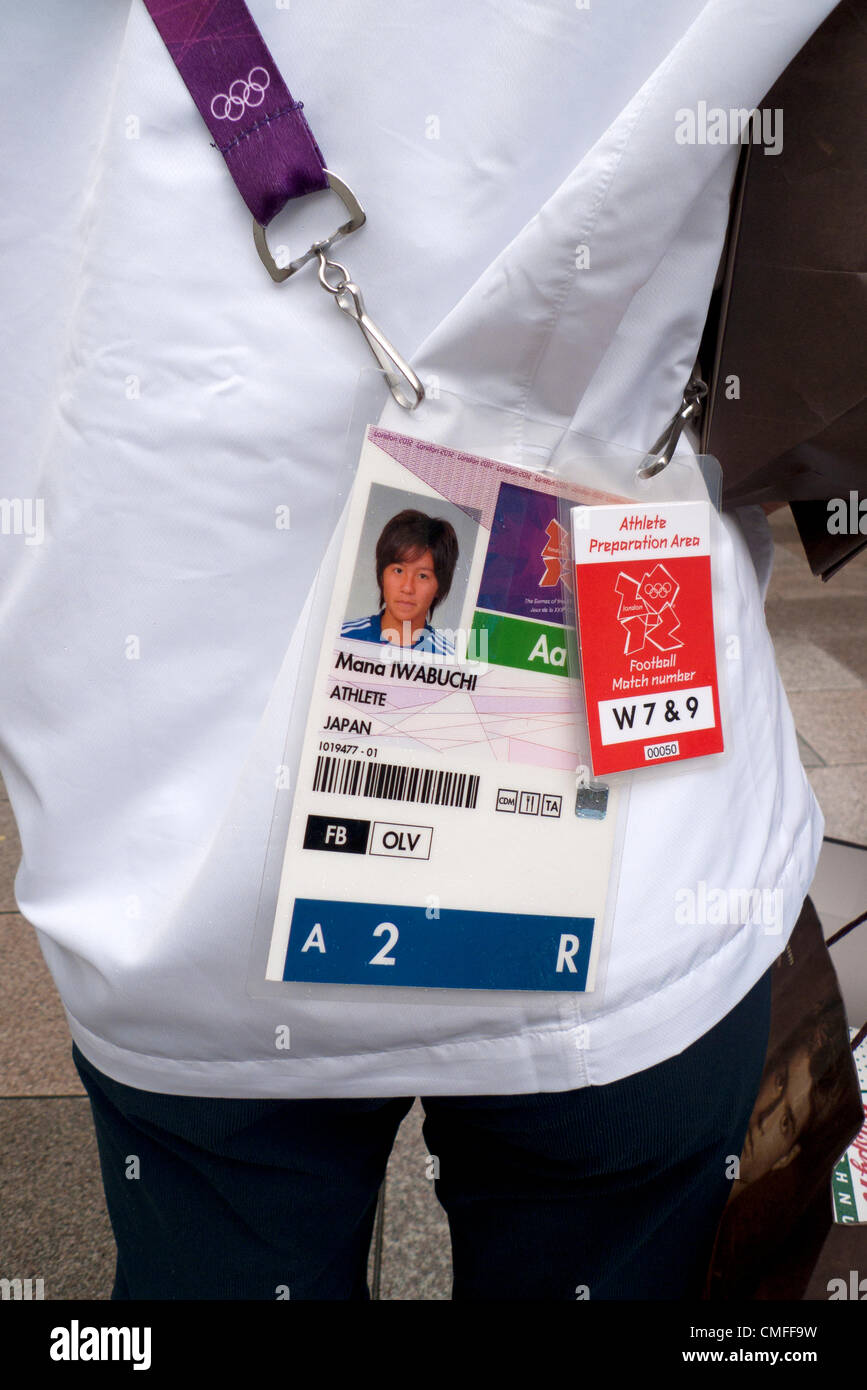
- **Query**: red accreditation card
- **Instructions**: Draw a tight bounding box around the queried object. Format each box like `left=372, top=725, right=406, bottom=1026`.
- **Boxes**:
left=570, top=499, right=724, bottom=776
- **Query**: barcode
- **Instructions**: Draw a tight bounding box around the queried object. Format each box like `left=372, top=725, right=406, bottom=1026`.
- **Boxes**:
left=313, top=755, right=479, bottom=809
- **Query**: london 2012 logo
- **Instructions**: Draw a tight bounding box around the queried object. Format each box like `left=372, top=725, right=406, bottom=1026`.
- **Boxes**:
left=210, top=67, right=270, bottom=121
left=615, top=563, right=682, bottom=654
left=540, top=518, right=573, bottom=590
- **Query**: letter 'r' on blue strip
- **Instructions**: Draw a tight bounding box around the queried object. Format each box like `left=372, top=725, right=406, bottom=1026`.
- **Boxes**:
left=284, top=899, right=595, bottom=991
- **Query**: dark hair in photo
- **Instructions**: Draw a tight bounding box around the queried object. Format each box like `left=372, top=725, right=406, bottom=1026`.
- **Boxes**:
left=375, top=510, right=459, bottom=617
left=733, top=996, right=855, bottom=1199
left=767, top=1000, right=855, bottom=1149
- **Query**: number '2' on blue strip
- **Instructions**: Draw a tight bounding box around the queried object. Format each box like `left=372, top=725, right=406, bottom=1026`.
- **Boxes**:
left=284, top=900, right=595, bottom=991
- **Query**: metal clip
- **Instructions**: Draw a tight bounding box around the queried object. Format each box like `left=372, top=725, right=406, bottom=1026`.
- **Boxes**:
left=316, top=251, right=425, bottom=411
left=637, top=377, right=707, bottom=479
left=252, top=169, right=424, bottom=411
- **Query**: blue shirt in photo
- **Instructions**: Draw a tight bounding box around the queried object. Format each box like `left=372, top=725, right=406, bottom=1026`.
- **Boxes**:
left=340, top=612, right=455, bottom=655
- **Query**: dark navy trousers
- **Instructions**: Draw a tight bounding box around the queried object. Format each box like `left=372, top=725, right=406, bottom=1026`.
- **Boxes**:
left=73, top=968, right=771, bottom=1301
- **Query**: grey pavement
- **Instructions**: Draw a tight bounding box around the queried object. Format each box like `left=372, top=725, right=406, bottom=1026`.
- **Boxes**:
left=0, top=508, right=864, bottom=1299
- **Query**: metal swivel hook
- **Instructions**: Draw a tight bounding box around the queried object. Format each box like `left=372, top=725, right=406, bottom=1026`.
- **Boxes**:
left=315, top=250, right=424, bottom=410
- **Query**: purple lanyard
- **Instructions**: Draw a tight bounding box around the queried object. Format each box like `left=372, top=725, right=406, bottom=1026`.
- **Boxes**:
left=142, top=0, right=423, bottom=409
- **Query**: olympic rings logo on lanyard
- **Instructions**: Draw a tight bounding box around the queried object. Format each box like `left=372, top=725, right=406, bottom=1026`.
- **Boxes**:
left=210, top=67, right=271, bottom=122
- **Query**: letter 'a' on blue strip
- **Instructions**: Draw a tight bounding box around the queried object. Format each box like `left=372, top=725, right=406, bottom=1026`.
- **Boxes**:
left=284, top=900, right=595, bottom=991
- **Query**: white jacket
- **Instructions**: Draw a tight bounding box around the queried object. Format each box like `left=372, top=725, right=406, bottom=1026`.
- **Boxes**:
left=0, top=0, right=832, bottom=1095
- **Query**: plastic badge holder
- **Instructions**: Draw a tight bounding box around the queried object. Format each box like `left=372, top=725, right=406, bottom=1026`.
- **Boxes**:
left=247, top=373, right=724, bottom=1012
left=553, top=434, right=730, bottom=791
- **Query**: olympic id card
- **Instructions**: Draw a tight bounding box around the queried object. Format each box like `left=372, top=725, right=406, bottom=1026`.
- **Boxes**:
left=571, top=499, right=724, bottom=777
left=265, top=426, right=628, bottom=995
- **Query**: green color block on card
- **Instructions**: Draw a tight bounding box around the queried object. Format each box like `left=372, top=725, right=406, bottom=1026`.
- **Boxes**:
left=471, top=610, right=573, bottom=677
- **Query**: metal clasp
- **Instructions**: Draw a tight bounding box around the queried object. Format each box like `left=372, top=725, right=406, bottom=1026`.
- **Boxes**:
left=253, top=170, right=364, bottom=282
left=637, top=376, right=708, bottom=479
left=316, top=252, right=424, bottom=411
left=252, top=169, right=424, bottom=411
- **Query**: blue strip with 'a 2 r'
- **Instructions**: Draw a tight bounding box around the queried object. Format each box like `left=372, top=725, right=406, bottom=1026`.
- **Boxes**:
left=284, top=899, right=594, bottom=991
